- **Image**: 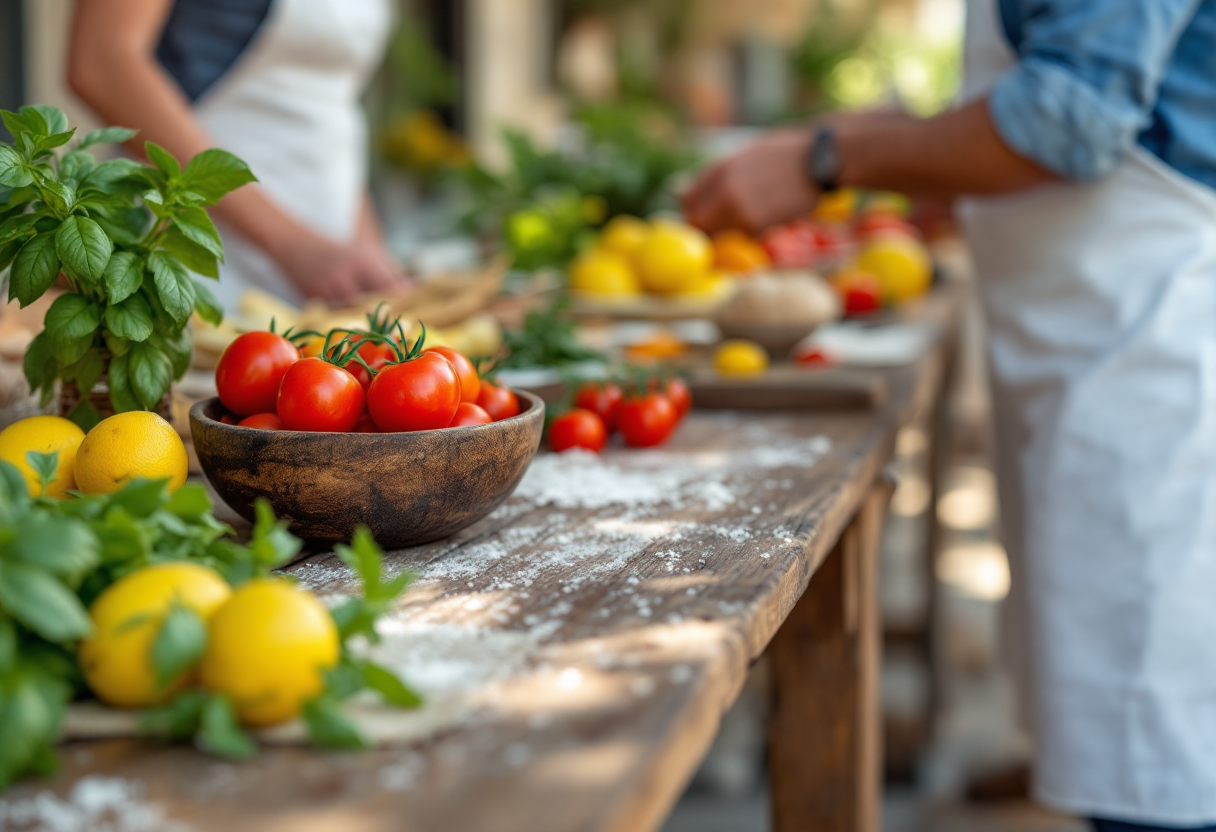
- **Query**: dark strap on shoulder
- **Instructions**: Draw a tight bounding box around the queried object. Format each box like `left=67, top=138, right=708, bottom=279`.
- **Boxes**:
left=156, top=0, right=274, bottom=102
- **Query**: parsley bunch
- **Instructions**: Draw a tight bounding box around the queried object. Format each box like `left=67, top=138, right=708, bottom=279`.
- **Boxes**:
left=0, top=105, right=255, bottom=428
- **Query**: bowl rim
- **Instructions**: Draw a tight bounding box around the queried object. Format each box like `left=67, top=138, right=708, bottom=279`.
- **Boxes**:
left=189, top=389, right=545, bottom=438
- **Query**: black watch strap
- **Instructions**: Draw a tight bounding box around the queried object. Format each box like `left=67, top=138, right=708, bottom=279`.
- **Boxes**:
left=806, top=127, right=841, bottom=192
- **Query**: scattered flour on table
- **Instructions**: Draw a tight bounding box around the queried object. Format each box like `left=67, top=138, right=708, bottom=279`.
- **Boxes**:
left=0, top=776, right=187, bottom=832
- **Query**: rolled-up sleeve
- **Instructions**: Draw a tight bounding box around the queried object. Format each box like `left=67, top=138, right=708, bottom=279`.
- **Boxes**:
left=989, top=0, right=1203, bottom=180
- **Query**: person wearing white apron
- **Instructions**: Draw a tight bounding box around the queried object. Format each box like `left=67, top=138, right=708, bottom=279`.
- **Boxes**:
left=67, top=0, right=408, bottom=312
left=683, top=1, right=1216, bottom=827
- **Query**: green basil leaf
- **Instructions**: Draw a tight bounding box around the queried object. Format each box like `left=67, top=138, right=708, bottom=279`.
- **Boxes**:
left=335, top=526, right=383, bottom=596
left=0, top=146, right=32, bottom=188
left=153, top=327, right=192, bottom=379
left=322, top=657, right=366, bottom=700
left=140, top=689, right=207, bottom=741
left=192, top=280, right=223, bottom=326
left=78, top=157, right=143, bottom=195
left=105, top=351, right=141, bottom=413
left=92, top=205, right=149, bottom=247
left=250, top=498, right=302, bottom=569
left=362, top=662, right=423, bottom=708
left=0, top=459, right=29, bottom=507
left=79, top=126, right=138, bottom=150
left=44, top=293, right=100, bottom=364
left=22, top=332, right=56, bottom=396
left=24, top=451, right=59, bottom=498
left=0, top=238, right=23, bottom=273
left=165, top=483, right=212, bottom=519
left=107, top=477, right=169, bottom=518
left=144, top=142, right=181, bottom=179
left=148, top=251, right=195, bottom=322
left=0, top=213, right=38, bottom=246
left=301, top=695, right=369, bottom=750
left=59, top=150, right=96, bottom=186
left=68, top=347, right=105, bottom=397
left=9, top=231, right=60, bottom=307
left=0, top=561, right=92, bottom=642
left=41, top=181, right=76, bottom=216
left=0, top=672, right=57, bottom=785
left=103, top=330, right=131, bottom=358
left=180, top=149, right=257, bottom=204
left=1, top=109, right=39, bottom=140
left=101, top=250, right=144, bottom=303
left=169, top=206, right=223, bottom=258
left=55, top=216, right=112, bottom=281
left=151, top=604, right=207, bottom=688
left=23, top=105, right=68, bottom=135
left=141, top=190, right=163, bottom=207
left=128, top=339, right=173, bottom=410
left=10, top=513, right=99, bottom=578
left=198, top=695, right=257, bottom=759
left=36, top=129, right=76, bottom=153
left=104, top=293, right=154, bottom=342
left=93, top=506, right=151, bottom=563
left=159, top=226, right=219, bottom=278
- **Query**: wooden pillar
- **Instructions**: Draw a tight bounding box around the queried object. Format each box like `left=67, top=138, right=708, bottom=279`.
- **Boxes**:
left=768, top=483, right=890, bottom=832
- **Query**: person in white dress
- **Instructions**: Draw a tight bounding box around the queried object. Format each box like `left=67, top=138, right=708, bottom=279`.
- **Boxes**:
left=684, top=0, right=1216, bottom=829
left=67, top=0, right=409, bottom=311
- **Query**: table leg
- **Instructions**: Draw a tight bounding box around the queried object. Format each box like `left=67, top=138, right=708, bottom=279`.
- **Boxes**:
left=768, top=483, right=890, bottom=832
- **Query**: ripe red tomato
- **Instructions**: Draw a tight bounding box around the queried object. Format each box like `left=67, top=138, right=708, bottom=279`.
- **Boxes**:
left=449, top=402, right=493, bottom=427
left=476, top=382, right=520, bottom=422
left=424, top=346, right=480, bottom=403
left=831, top=271, right=884, bottom=316
left=237, top=412, right=281, bottom=430
left=215, top=331, right=300, bottom=416
left=619, top=392, right=677, bottom=448
left=549, top=409, right=607, bottom=453
left=219, top=413, right=236, bottom=425
left=349, top=338, right=398, bottom=391
left=573, top=382, right=623, bottom=433
left=276, top=357, right=365, bottom=432
left=663, top=377, right=692, bottom=420
left=856, top=212, right=917, bottom=240
left=354, top=413, right=379, bottom=433
left=793, top=344, right=837, bottom=366
left=368, top=352, right=461, bottom=432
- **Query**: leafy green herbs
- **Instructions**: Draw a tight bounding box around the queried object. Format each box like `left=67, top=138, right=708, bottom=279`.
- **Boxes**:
left=0, top=105, right=255, bottom=427
left=500, top=299, right=605, bottom=370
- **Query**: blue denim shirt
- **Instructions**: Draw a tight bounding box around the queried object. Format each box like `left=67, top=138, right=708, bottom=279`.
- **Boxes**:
left=990, top=0, right=1216, bottom=188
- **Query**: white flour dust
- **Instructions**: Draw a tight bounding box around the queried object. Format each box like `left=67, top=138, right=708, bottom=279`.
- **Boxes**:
left=0, top=776, right=187, bottom=832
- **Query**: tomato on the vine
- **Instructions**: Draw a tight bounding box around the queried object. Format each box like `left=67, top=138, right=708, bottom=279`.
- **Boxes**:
left=368, top=352, right=461, bottom=432
left=215, top=331, right=300, bottom=416
left=449, top=402, right=493, bottom=427
left=477, top=382, right=520, bottom=422
left=424, top=346, right=480, bottom=403
left=573, top=382, right=623, bottom=433
left=619, top=392, right=677, bottom=448
left=549, top=409, right=607, bottom=453
left=277, top=357, right=365, bottom=432
left=237, top=412, right=281, bottom=430
left=349, top=338, right=397, bottom=391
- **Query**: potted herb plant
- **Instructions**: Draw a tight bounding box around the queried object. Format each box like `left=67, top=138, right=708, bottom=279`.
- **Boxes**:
left=0, top=105, right=254, bottom=429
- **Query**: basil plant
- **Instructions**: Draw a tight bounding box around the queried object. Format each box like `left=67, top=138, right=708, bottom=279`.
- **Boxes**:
left=0, top=105, right=254, bottom=428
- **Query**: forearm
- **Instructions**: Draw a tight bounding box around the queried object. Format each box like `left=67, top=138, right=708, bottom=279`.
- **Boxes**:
left=356, top=193, right=385, bottom=246
left=834, top=99, right=1057, bottom=197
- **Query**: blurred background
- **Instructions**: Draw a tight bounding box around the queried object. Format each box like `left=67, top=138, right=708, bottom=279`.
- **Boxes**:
left=0, top=0, right=1082, bottom=829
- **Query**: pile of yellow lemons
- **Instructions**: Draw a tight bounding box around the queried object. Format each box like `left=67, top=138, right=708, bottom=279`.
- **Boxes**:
left=569, top=216, right=731, bottom=300
left=0, top=411, right=188, bottom=499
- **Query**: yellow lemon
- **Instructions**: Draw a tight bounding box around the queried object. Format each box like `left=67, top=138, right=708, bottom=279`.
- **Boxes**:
left=676, top=270, right=734, bottom=299
left=79, top=563, right=232, bottom=708
left=569, top=249, right=640, bottom=296
left=0, top=415, right=85, bottom=498
left=597, top=215, right=651, bottom=257
left=813, top=187, right=859, bottom=224
left=200, top=578, right=340, bottom=727
left=634, top=223, right=713, bottom=295
left=75, top=411, right=188, bottom=495
left=851, top=236, right=932, bottom=304
left=714, top=340, right=769, bottom=377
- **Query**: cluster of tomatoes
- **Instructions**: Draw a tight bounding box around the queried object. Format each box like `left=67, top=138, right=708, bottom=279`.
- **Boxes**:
left=548, top=374, right=691, bottom=454
left=213, top=316, right=520, bottom=433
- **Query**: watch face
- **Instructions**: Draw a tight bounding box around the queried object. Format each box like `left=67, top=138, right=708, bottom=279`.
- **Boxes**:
left=811, top=130, right=840, bottom=191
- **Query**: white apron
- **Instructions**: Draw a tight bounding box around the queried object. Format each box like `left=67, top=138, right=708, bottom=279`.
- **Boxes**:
left=193, top=0, right=392, bottom=312
left=959, top=0, right=1216, bottom=823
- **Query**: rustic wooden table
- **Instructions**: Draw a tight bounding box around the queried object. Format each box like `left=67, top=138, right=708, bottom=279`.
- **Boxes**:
left=1, top=284, right=962, bottom=832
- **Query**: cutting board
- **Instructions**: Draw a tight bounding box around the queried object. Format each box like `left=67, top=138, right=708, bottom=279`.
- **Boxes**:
left=687, top=365, right=886, bottom=410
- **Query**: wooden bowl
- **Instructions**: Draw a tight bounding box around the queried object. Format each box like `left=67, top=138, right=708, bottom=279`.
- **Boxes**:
left=189, top=392, right=544, bottom=548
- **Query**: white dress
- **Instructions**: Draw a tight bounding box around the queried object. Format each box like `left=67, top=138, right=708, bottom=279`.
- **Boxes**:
left=192, top=0, right=392, bottom=312
left=960, top=0, right=1216, bottom=823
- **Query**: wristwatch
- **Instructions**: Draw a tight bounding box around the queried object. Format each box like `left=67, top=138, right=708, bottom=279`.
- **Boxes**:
left=806, top=127, right=841, bottom=192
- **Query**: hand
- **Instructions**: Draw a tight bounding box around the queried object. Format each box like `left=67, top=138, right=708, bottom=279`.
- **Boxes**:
left=275, top=233, right=412, bottom=305
left=681, top=128, right=818, bottom=235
